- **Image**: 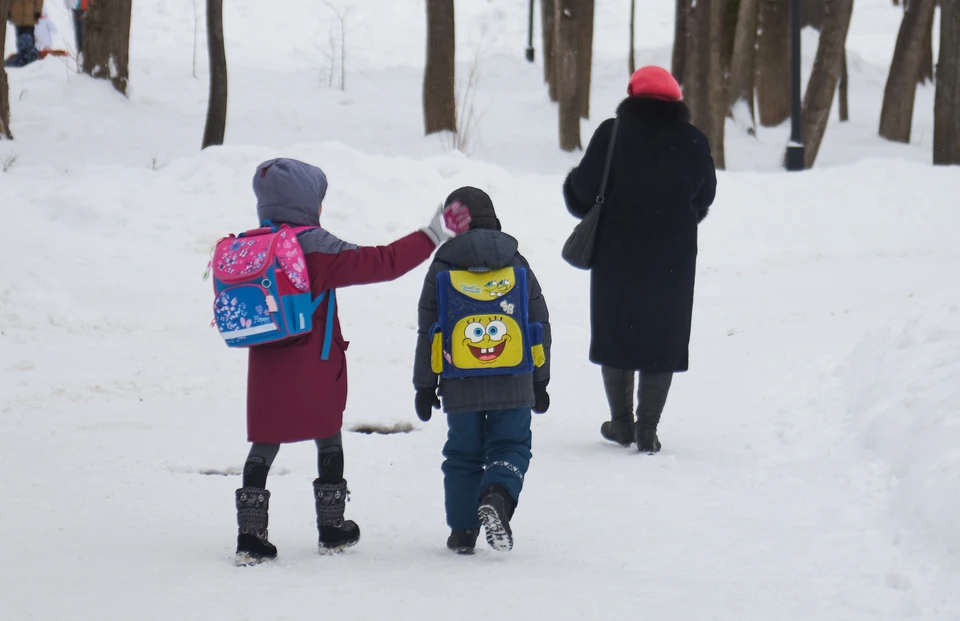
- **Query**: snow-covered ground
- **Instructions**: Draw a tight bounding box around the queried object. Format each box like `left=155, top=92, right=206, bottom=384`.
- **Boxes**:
left=2, top=1, right=959, bottom=620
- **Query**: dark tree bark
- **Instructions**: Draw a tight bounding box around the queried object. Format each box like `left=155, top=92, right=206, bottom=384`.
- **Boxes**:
left=756, top=0, right=791, bottom=127
left=839, top=47, right=850, bottom=121
left=727, top=0, right=760, bottom=120
left=672, top=0, right=689, bottom=84
left=629, top=0, right=637, bottom=74
left=80, top=0, right=133, bottom=96
left=934, top=0, right=960, bottom=164
left=578, top=0, right=595, bottom=119
left=796, top=0, right=856, bottom=168
left=556, top=0, right=581, bottom=151
left=722, top=0, right=741, bottom=70
left=879, top=0, right=937, bottom=143
left=684, top=0, right=727, bottom=168
left=542, top=0, right=558, bottom=100
left=423, top=0, right=457, bottom=135
left=920, top=15, right=935, bottom=83
left=202, top=0, right=228, bottom=149
left=0, top=0, right=12, bottom=140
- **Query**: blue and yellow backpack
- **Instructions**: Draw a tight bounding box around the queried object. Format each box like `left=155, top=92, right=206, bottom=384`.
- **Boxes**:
left=430, top=266, right=545, bottom=378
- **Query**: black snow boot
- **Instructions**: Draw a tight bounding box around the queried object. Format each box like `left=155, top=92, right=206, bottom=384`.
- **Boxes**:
left=635, top=427, right=662, bottom=454
left=235, top=488, right=278, bottom=566
left=600, top=417, right=634, bottom=447
left=478, top=485, right=516, bottom=553
left=447, top=529, right=480, bottom=555
left=5, top=28, right=40, bottom=68
left=313, top=479, right=360, bottom=554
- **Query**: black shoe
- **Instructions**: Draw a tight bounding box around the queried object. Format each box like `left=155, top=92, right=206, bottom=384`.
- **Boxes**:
left=446, top=529, right=479, bottom=555
left=236, top=533, right=278, bottom=566
left=318, top=521, right=361, bottom=554
left=235, top=488, right=278, bottom=566
left=636, top=428, right=662, bottom=454
left=478, top=486, right=515, bottom=552
left=314, top=479, right=360, bottom=554
left=601, top=419, right=634, bottom=446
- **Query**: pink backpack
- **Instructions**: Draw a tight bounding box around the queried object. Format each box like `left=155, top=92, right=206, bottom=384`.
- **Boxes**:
left=209, top=223, right=336, bottom=356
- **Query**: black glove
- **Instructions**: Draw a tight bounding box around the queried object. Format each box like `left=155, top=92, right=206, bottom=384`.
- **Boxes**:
left=533, top=381, right=550, bottom=414
left=415, top=388, right=441, bottom=422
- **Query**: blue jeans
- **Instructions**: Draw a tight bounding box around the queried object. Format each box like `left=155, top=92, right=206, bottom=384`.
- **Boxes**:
left=441, top=408, right=532, bottom=530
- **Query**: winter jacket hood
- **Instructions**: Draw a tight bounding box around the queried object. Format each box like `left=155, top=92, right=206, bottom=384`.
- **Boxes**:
left=435, top=229, right=519, bottom=271
left=253, top=158, right=327, bottom=227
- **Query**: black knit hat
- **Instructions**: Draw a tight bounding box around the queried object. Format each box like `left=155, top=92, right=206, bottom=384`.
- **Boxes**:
left=444, top=186, right=500, bottom=231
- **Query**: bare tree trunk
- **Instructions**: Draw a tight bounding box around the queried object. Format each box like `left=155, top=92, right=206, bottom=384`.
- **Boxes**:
left=708, top=0, right=728, bottom=169
left=756, top=0, right=791, bottom=127
left=0, top=0, right=12, bottom=140
left=423, top=0, right=457, bottom=135
left=935, top=0, right=960, bottom=164
left=542, top=0, right=558, bottom=101
left=920, top=15, right=935, bottom=83
left=672, top=0, right=689, bottom=84
left=727, top=0, right=760, bottom=119
left=202, top=0, right=228, bottom=149
left=578, top=0, right=595, bottom=119
left=839, top=47, right=850, bottom=121
left=629, top=0, right=637, bottom=74
left=80, top=0, right=133, bottom=96
left=878, top=0, right=937, bottom=142
left=556, top=0, right=581, bottom=151
left=798, top=0, right=856, bottom=168
left=685, top=0, right=727, bottom=168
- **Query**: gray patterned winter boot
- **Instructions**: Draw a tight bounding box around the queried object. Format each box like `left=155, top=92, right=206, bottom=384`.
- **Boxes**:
left=235, top=488, right=277, bottom=566
left=313, top=479, right=360, bottom=554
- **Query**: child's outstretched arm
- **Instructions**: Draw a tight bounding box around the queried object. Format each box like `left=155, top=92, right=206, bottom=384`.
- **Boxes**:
left=305, top=203, right=471, bottom=291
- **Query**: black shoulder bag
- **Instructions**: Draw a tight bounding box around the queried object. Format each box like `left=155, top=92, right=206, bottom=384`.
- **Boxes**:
left=561, top=117, right=619, bottom=270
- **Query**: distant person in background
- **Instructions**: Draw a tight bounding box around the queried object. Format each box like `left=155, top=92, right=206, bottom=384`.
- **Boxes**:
left=563, top=66, right=716, bottom=454
left=5, top=0, right=44, bottom=68
left=70, top=0, right=88, bottom=53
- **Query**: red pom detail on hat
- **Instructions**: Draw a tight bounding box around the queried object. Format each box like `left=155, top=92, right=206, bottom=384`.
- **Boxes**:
left=627, top=66, right=683, bottom=101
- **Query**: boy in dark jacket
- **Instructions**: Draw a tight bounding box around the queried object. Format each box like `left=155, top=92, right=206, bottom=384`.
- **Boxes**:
left=413, top=187, right=551, bottom=554
left=232, top=158, right=471, bottom=566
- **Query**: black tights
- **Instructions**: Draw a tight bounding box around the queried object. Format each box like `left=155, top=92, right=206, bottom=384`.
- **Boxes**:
left=601, top=367, right=674, bottom=430
left=242, top=433, right=344, bottom=489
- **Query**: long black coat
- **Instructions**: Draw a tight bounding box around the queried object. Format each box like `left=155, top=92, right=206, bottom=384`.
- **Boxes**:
left=563, top=97, right=716, bottom=373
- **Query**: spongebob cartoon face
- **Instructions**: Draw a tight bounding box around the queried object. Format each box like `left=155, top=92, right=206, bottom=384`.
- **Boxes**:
left=483, top=278, right=512, bottom=298
left=451, top=315, right=524, bottom=369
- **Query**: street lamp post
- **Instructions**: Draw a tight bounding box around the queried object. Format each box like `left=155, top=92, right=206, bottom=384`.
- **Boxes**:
left=785, top=0, right=805, bottom=171
left=526, top=0, right=536, bottom=62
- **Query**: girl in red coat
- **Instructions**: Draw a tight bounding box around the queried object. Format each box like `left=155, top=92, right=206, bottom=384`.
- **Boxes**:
left=234, top=158, right=470, bottom=565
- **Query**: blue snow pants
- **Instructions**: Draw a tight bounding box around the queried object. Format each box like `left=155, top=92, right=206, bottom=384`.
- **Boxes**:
left=442, top=408, right=533, bottom=530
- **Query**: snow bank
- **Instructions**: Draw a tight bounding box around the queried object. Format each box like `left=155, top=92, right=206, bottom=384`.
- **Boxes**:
left=834, top=307, right=960, bottom=557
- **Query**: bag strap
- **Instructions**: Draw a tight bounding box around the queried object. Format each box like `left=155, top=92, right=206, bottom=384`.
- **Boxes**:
left=596, top=117, right=620, bottom=206
left=309, top=290, right=337, bottom=361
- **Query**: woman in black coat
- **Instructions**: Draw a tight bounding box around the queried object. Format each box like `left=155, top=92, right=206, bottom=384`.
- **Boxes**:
left=563, top=66, right=717, bottom=453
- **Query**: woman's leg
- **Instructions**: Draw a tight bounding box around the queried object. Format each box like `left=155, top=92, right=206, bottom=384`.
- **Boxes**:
left=635, top=372, right=674, bottom=453
left=600, top=366, right=636, bottom=445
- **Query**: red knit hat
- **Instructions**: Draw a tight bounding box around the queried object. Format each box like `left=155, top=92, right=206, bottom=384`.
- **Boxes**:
left=627, top=66, right=683, bottom=101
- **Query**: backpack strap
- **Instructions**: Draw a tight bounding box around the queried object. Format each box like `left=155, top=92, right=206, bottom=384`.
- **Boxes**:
left=309, top=290, right=337, bottom=361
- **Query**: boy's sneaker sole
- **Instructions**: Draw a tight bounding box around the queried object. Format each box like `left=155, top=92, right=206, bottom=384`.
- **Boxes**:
left=478, top=505, right=513, bottom=552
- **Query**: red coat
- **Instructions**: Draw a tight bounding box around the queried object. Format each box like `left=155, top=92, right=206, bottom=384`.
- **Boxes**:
left=246, top=231, right=435, bottom=443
